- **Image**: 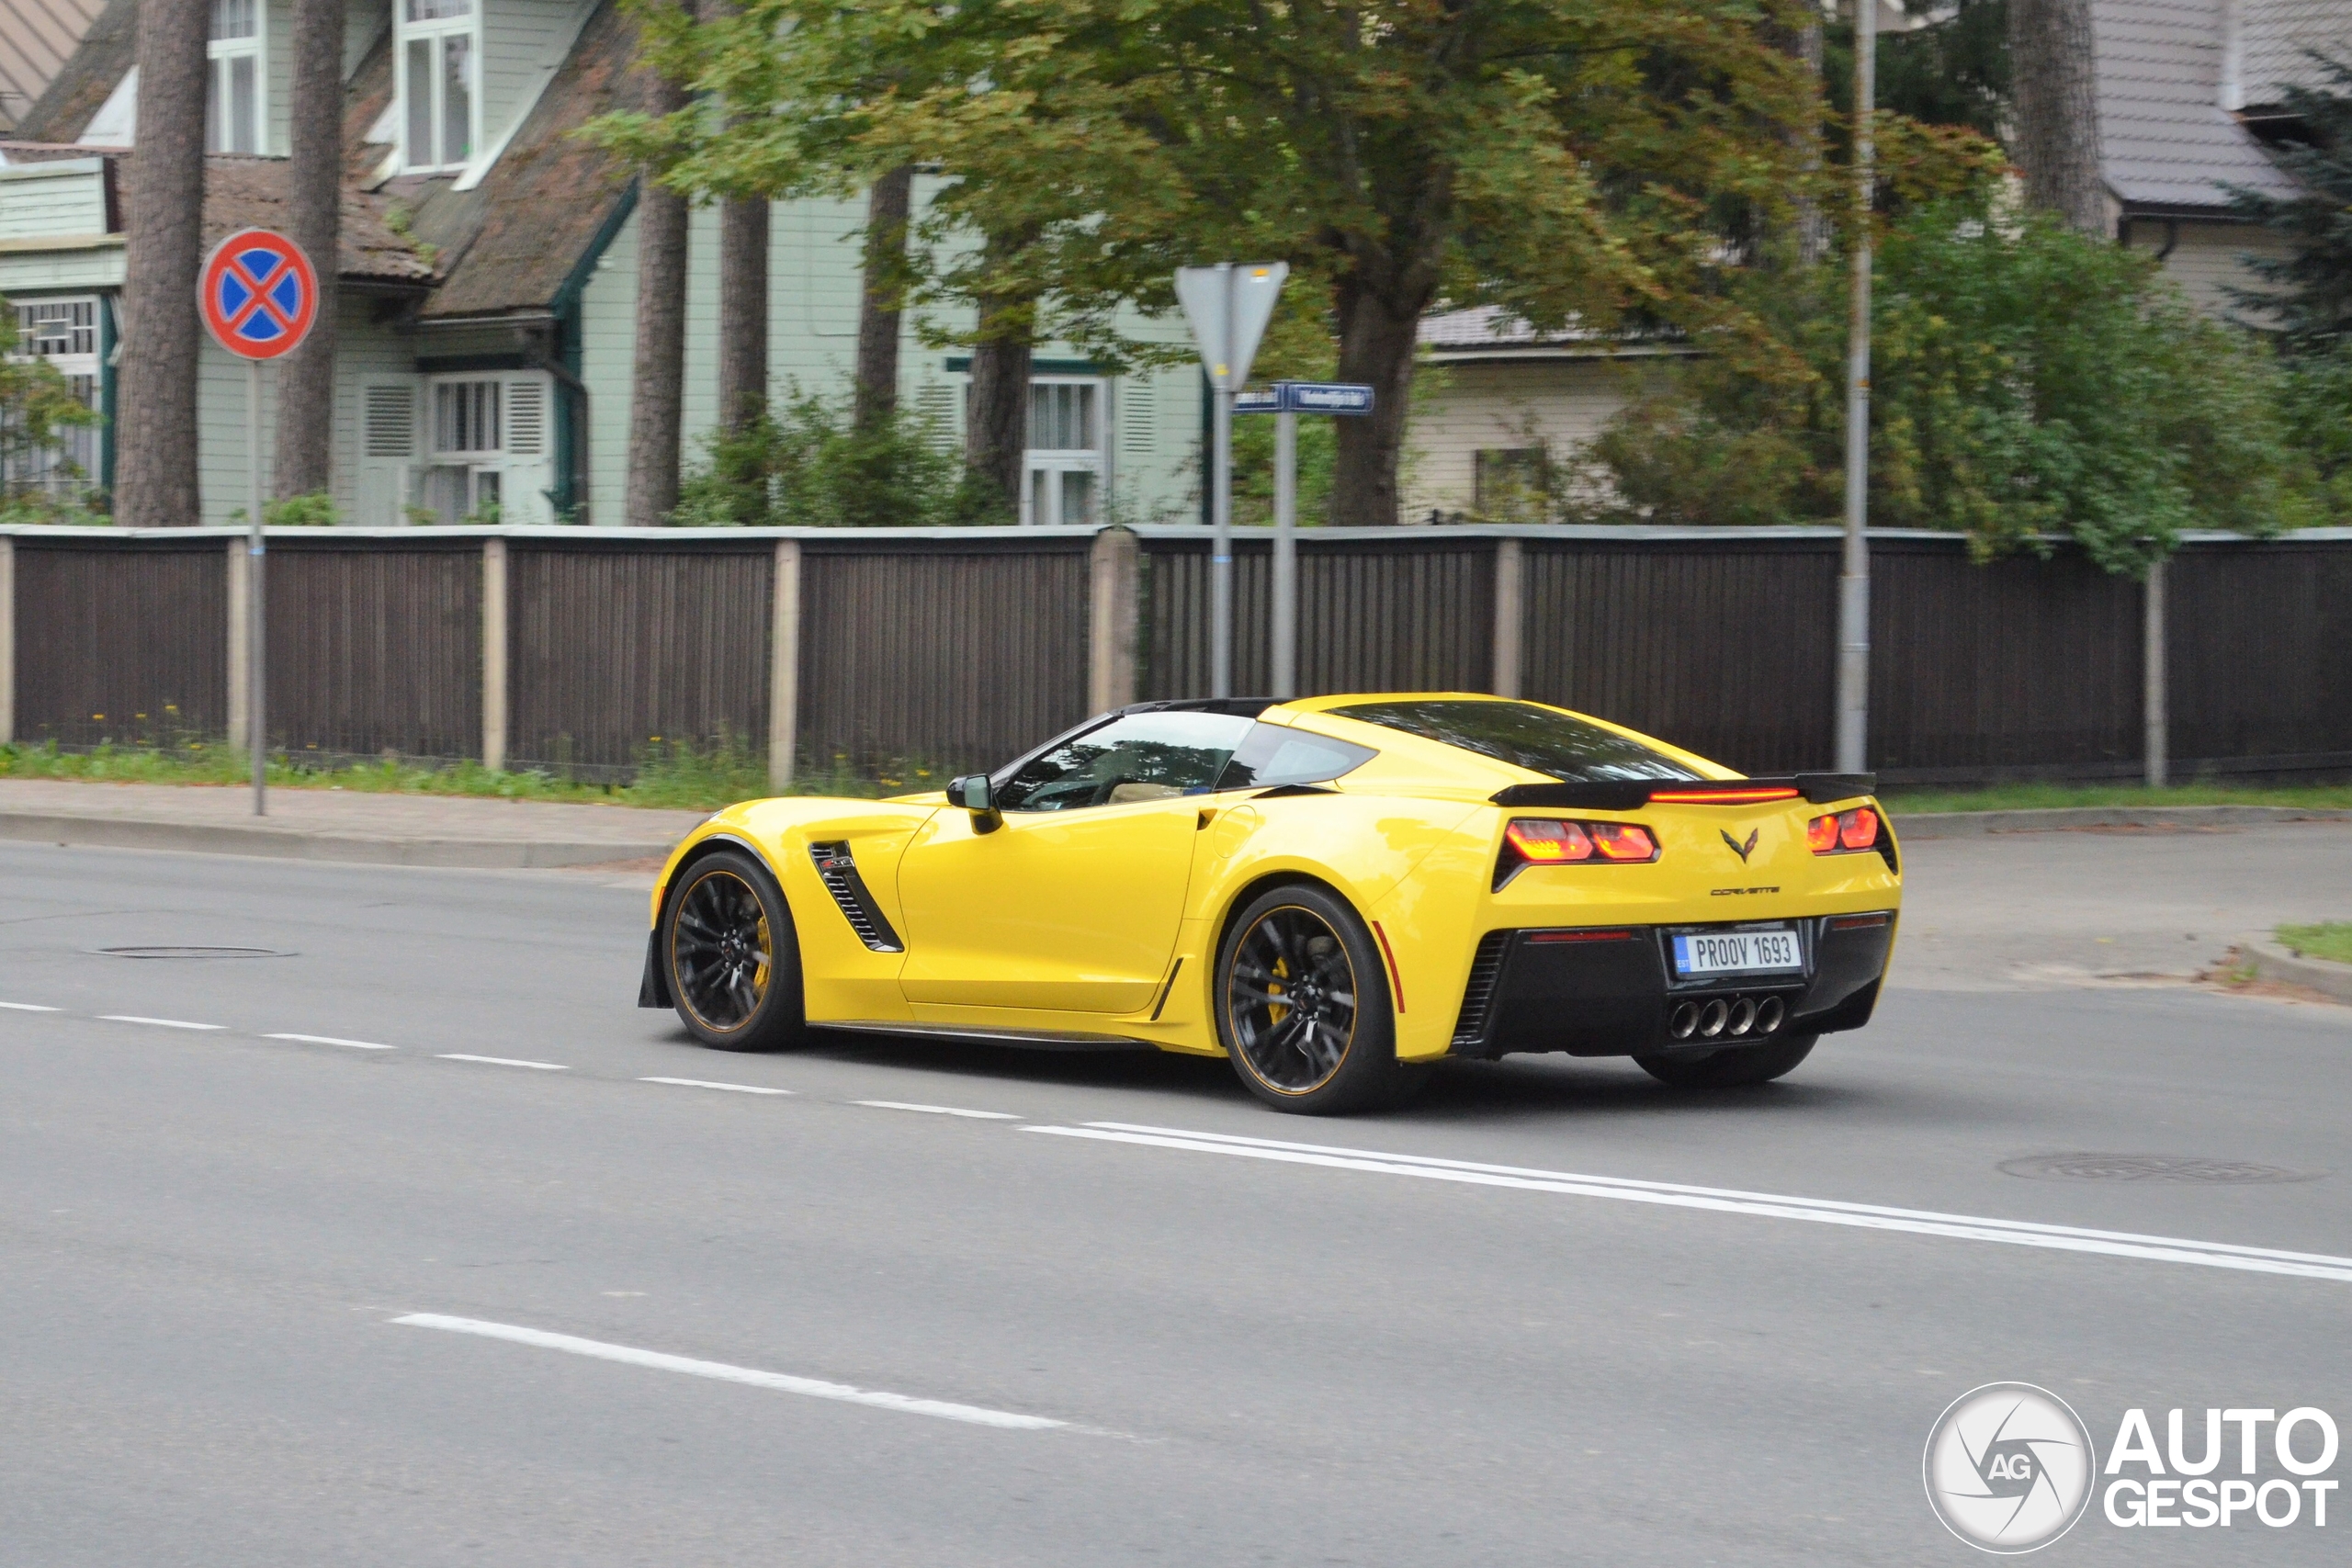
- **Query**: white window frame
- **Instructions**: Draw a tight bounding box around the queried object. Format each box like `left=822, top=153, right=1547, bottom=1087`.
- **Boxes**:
left=207, top=0, right=267, bottom=155
left=4, top=296, right=102, bottom=493
left=417, top=372, right=507, bottom=524
left=397, top=0, right=481, bottom=175
left=1021, top=375, right=1110, bottom=527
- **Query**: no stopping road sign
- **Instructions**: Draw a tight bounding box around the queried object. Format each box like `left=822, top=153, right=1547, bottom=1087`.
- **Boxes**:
left=199, top=228, right=319, bottom=360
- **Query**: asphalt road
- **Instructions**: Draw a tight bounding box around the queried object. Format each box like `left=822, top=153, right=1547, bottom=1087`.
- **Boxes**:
left=5, top=829, right=2350, bottom=1566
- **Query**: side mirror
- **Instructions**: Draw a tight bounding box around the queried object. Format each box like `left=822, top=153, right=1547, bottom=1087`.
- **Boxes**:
left=945, top=773, right=1002, bottom=832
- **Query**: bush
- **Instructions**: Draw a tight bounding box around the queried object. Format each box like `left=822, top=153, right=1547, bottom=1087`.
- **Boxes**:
left=673, top=389, right=1009, bottom=527
left=1575, top=204, right=2317, bottom=574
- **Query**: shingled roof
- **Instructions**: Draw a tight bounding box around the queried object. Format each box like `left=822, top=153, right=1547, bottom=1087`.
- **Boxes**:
left=8, top=0, right=129, bottom=143
left=403, top=0, right=646, bottom=321
left=2096, top=0, right=2305, bottom=212
left=2240, top=0, right=2352, bottom=107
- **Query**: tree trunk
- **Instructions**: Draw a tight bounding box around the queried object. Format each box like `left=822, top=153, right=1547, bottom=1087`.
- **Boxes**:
left=1794, top=15, right=1830, bottom=266
left=623, top=4, right=694, bottom=527
left=116, top=0, right=209, bottom=527
left=965, top=290, right=1033, bottom=515
left=716, top=195, right=768, bottom=434
left=275, top=0, right=344, bottom=501
left=1329, top=276, right=1423, bottom=525
left=2007, top=0, right=2108, bottom=234
left=854, top=164, right=914, bottom=433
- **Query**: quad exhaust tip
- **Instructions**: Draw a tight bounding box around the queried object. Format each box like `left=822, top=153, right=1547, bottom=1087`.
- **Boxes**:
left=1669, top=993, right=1788, bottom=1043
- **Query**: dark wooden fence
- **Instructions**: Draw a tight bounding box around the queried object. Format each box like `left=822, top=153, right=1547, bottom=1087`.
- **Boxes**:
left=5, top=523, right=2347, bottom=785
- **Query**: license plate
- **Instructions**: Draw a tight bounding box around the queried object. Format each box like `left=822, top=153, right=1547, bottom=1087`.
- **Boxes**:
left=1672, top=928, right=1803, bottom=976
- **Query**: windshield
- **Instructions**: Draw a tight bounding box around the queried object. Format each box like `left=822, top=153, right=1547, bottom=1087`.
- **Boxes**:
left=1329, top=699, right=1701, bottom=784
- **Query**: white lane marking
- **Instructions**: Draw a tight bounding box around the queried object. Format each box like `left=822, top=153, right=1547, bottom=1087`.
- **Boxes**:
left=266, top=1032, right=396, bottom=1051
left=853, top=1100, right=1022, bottom=1120
left=97, top=1015, right=223, bottom=1031
left=391, top=1314, right=1064, bottom=1431
left=436, top=1054, right=569, bottom=1071
left=1, top=1001, right=63, bottom=1011
left=1025, top=1122, right=2352, bottom=1287
left=640, top=1077, right=794, bottom=1096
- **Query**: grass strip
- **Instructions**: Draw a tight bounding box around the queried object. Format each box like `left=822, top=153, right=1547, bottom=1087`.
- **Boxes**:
left=2276, top=923, right=2352, bottom=965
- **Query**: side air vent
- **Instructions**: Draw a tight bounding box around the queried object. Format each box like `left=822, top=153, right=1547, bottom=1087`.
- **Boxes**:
left=808, top=841, right=904, bottom=953
left=1451, top=930, right=1514, bottom=1048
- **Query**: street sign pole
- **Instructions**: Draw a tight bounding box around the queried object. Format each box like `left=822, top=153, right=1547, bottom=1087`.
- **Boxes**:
left=1837, top=0, right=1876, bottom=774
left=248, top=358, right=266, bottom=816
left=1238, top=382, right=1373, bottom=701
left=1175, top=261, right=1286, bottom=698
left=198, top=226, right=317, bottom=818
left=1270, top=405, right=1297, bottom=698
left=1210, top=265, right=1235, bottom=698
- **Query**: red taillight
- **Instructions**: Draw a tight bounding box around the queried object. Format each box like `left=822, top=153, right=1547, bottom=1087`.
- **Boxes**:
left=1808, top=807, right=1881, bottom=854
left=1498, top=818, right=1659, bottom=886
left=1591, top=823, right=1657, bottom=861
left=1504, top=818, right=1593, bottom=863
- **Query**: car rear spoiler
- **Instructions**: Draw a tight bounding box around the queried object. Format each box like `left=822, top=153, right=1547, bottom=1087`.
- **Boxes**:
left=1489, top=773, right=1877, bottom=810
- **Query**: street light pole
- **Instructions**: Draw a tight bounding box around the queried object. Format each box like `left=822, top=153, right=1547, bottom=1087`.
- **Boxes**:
left=1837, top=0, right=1876, bottom=774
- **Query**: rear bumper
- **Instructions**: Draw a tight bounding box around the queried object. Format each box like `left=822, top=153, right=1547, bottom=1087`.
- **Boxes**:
left=1447, top=912, right=1894, bottom=1059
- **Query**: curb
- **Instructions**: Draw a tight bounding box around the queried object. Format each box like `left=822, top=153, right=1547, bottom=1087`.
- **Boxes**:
left=0, top=813, right=678, bottom=869
left=1894, top=805, right=2352, bottom=840
left=2243, top=938, right=2352, bottom=1005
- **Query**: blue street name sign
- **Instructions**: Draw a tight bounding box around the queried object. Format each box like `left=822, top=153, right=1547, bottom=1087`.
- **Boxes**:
left=1235, top=381, right=1376, bottom=416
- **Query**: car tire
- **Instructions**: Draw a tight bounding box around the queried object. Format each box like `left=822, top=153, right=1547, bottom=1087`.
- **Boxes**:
left=1215, top=883, right=1426, bottom=1115
left=661, top=848, right=808, bottom=1053
left=1634, top=1032, right=1817, bottom=1089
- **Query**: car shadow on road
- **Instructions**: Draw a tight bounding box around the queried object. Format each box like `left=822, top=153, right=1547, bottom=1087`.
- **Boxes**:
left=689, top=1022, right=1914, bottom=1126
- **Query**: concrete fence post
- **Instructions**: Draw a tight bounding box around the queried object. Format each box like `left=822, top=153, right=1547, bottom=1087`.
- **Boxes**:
left=769, top=538, right=801, bottom=791
left=0, top=536, right=14, bottom=744
left=226, top=535, right=251, bottom=750
left=1490, top=536, right=1524, bottom=698
left=2144, top=554, right=2168, bottom=788
left=481, top=536, right=508, bottom=772
left=1088, top=525, right=1140, bottom=714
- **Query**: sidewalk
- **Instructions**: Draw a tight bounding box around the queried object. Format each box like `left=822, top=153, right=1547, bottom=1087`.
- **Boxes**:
left=0, top=779, right=707, bottom=869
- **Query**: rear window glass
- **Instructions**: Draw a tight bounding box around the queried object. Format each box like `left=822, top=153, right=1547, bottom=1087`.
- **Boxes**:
left=1215, top=723, right=1377, bottom=791
left=1329, top=699, right=1701, bottom=783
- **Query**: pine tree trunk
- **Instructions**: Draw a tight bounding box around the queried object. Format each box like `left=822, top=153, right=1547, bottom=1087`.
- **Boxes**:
left=116, top=0, right=209, bottom=527
left=2008, top=0, right=2108, bottom=234
left=623, top=5, right=694, bottom=527
left=965, top=286, right=1033, bottom=516
left=716, top=196, right=768, bottom=433
left=1329, top=276, right=1423, bottom=526
left=274, top=0, right=343, bottom=501
left=854, top=164, right=913, bottom=433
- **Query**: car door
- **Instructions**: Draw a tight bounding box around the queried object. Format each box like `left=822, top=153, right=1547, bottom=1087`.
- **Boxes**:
left=896, top=710, right=1256, bottom=1014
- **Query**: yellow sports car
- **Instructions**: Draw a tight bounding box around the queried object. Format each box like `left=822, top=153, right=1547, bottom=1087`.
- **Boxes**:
left=639, top=694, right=1900, bottom=1113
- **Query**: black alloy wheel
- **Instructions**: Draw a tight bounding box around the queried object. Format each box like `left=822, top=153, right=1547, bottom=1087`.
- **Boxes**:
left=1216, top=883, right=1424, bottom=1114
left=662, top=849, right=807, bottom=1052
left=1634, top=1032, right=1818, bottom=1089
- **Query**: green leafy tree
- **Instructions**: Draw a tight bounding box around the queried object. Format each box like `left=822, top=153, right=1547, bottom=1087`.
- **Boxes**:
left=611, top=0, right=1994, bottom=525
left=1577, top=204, right=2312, bottom=572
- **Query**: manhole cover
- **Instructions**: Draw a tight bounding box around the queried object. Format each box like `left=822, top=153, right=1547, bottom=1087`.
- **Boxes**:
left=1999, top=1153, right=2324, bottom=1184
left=91, top=945, right=295, bottom=960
